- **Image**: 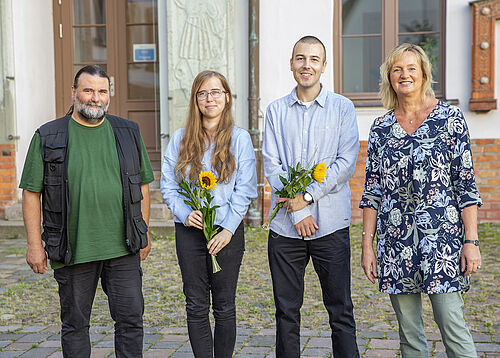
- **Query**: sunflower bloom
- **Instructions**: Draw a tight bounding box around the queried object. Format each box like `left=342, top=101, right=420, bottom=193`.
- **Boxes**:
left=312, top=163, right=327, bottom=184
left=199, top=171, right=217, bottom=190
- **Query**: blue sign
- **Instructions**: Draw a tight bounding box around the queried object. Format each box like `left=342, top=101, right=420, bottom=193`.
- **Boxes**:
left=133, top=44, right=156, bottom=62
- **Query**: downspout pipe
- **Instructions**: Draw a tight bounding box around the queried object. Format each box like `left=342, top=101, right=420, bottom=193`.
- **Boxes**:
left=247, top=0, right=262, bottom=226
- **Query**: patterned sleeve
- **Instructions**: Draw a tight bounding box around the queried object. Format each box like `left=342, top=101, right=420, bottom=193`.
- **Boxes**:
left=359, top=122, right=382, bottom=211
left=449, top=106, right=482, bottom=210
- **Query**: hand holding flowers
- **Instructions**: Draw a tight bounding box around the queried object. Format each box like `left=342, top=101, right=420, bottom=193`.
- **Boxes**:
left=178, top=170, right=222, bottom=273
left=262, top=162, right=326, bottom=229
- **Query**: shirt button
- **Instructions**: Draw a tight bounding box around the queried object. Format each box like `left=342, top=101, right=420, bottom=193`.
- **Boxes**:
left=303, top=149, right=306, bottom=152
left=304, top=130, right=308, bottom=134
left=305, top=112, right=308, bottom=116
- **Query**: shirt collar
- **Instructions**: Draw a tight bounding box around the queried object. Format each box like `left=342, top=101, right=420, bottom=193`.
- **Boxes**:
left=288, top=85, right=327, bottom=108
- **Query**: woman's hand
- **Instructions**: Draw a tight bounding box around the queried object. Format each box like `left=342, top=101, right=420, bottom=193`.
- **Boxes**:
left=461, top=244, right=481, bottom=276
left=207, top=228, right=232, bottom=255
left=361, top=245, right=378, bottom=284
left=185, top=210, right=203, bottom=230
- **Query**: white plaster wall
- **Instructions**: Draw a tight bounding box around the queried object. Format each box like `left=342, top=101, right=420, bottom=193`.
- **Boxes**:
left=259, top=0, right=333, bottom=132
left=446, top=0, right=500, bottom=139
left=12, top=0, right=55, bottom=192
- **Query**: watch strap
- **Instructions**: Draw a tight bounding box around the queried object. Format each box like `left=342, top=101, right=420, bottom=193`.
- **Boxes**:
left=464, top=239, right=479, bottom=246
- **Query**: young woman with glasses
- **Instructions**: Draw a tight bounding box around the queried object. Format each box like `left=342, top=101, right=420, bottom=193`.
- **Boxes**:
left=160, top=70, right=257, bottom=357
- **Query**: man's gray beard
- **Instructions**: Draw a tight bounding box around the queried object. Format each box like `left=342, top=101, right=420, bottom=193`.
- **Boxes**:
left=75, top=100, right=109, bottom=124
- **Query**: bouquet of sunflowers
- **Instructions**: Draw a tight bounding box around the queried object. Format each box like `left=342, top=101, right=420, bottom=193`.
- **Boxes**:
left=262, top=162, right=326, bottom=230
left=178, top=170, right=222, bottom=273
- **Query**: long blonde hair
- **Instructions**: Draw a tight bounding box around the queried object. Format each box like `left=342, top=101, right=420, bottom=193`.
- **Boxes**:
left=175, top=70, right=236, bottom=183
left=379, top=43, right=435, bottom=109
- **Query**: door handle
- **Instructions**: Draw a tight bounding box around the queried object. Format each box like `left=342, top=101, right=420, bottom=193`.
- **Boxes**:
left=110, top=76, right=115, bottom=97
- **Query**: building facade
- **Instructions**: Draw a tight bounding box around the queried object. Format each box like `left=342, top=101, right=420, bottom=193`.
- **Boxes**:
left=1, top=0, right=499, bottom=222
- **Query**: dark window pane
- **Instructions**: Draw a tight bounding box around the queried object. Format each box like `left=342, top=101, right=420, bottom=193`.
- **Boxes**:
left=73, top=0, right=105, bottom=25
left=127, top=25, right=158, bottom=61
left=398, top=0, right=440, bottom=33
left=127, top=0, right=157, bottom=23
left=128, top=63, right=159, bottom=99
left=342, top=0, right=381, bottom=35
left=342, top=36, right=381, bottom=93
left=74, top=27, right=107, bottom=63
left=398, top=34, right=440, bottom=92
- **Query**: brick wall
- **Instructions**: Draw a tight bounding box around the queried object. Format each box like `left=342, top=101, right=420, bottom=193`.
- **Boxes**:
left=262, top=139, right=500, bottom=224
left=0, top=144, right=17, bottom=217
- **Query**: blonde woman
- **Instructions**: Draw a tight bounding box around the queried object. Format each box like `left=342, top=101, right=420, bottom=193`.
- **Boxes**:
left=360, top=43, right=481, bottom=357
left=160, top=70, right=257, bottom=357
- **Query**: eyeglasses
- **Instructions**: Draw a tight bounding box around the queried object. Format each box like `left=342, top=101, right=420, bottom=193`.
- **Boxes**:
left=196, top=89, right=227, bottom=101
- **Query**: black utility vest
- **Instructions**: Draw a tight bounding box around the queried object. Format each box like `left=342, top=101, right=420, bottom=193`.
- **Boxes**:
left=38, top=115, right=148, bottom=264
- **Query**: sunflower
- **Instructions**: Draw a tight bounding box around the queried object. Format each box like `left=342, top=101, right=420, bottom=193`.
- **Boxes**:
left=312, top=163, right=327, bottom=184
left=199, top=170, right=217, bottom=190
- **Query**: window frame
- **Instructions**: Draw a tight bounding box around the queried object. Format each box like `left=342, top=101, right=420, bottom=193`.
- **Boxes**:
left=333, top=0, right=446, bottom=106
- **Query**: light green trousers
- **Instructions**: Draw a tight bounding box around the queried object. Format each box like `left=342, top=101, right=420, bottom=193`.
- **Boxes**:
left=389, top=292, right=477, bottom=358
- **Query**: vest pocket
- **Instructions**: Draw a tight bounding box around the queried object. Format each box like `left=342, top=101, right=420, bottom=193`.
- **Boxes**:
left=43, top=145, right=65, bottom=163
left=43, top=176, right=62, bottom=213
left=128, top=214, right=148, bottom=252
left=128, top=174, right=143, bottom=203
left=42, top=226, right=64, bottom=261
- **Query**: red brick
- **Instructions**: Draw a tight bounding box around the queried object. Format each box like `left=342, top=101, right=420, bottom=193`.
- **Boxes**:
left=480, top=186, right=495, bottom=193
left=474, top=139, right=494, bottom=145
left=476, top=170, right=497, bottom=178
left=475, top=155, right=496, bottom=162
left=488, top=146, right=500, bottom=153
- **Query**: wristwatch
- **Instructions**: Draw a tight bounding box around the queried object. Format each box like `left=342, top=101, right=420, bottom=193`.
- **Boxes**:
left=464, top=239, right=480, bottom=246
left=303, top=192, right=314, bottom=205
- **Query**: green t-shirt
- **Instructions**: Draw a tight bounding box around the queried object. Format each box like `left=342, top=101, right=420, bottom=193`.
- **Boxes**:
left=20, top=117, right=154, bottom=269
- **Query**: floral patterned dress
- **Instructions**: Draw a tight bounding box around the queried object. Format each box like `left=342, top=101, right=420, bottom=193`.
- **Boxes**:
left=360, top=101, right=482, bottom=295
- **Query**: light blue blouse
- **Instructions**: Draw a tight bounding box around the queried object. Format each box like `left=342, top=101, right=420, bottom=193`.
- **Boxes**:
left=161, top=126, right=257, bottom=234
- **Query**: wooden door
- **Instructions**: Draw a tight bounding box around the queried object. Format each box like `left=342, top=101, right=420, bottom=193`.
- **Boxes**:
left=53, top=0, right=161, bottom=169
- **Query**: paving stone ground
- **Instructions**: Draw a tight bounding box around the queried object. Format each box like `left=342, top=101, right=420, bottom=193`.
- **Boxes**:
left=0, top=224, right=499, bottom=357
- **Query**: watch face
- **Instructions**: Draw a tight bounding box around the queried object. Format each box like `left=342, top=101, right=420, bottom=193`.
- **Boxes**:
left=304, top=192, right=312, bottom=203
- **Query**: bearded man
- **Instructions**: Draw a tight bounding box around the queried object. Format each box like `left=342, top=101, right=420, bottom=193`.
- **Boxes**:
left=20, top=65, right=154, bottom=357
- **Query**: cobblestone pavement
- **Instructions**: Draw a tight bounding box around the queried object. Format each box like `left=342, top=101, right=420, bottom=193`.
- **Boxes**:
left=0, top=224, right=499, bottom=357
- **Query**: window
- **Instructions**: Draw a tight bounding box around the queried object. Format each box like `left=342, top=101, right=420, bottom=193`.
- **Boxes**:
left=333, top=0, right=445, bottom=104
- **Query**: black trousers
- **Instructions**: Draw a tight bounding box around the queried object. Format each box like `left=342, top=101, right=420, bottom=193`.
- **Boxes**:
left=175, top=222, right=244, bottom=358
left=268, top=227, right=359, bottom=358
left=53, top=254, right=144, bottom=358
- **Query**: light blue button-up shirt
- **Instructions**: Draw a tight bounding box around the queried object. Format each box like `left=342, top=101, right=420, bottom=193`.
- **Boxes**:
left=161, top=127, right=257, bottom=234
left=262, top=86, right=359, bottom=239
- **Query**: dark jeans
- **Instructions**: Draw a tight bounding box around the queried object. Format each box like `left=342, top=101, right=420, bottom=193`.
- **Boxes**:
left=268, top=227, right=359, bottom=358
left=175, top=222, right=245, bottom=358
left=53, top=254, right=144, bottom=358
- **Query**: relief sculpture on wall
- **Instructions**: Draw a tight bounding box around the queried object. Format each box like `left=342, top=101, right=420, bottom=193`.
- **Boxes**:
left=167, top=0, right=235, bottom=134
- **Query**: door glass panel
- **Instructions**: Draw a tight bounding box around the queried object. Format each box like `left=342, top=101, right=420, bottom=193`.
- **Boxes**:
left=73, top=0, right=106, bottom=25
left=342, top=36, right=381, bottom=93
left=399, top=0, right=440, bottom=33
left=74, top=64, right=107, bottom=75
left=127, top=0, right=157, bottom=23
left=74, top=27, right=107, bottom=63
left=398, top=34, right=440, bottom=92
left=342, top=0, right=381, bottom=35
left=127, top=26, right=157, bottom=61
left=128, top=63, right=159, bottom=99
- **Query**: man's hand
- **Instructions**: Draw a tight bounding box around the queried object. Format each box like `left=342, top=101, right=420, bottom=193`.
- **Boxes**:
left=361, top=245, right=378, bottom=284
left=140, top=233, right=151, bottom=261
left=207, top=228, right=232, bottom=254
left=185, top=210, right=203, bottom=229
left=295, top=216, right=318, bottom=237
left=461, top=243, right=481, bottom=276
left=277, top=194, right=308, bottom=213
left=26, top=243, right=48, bottom=274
